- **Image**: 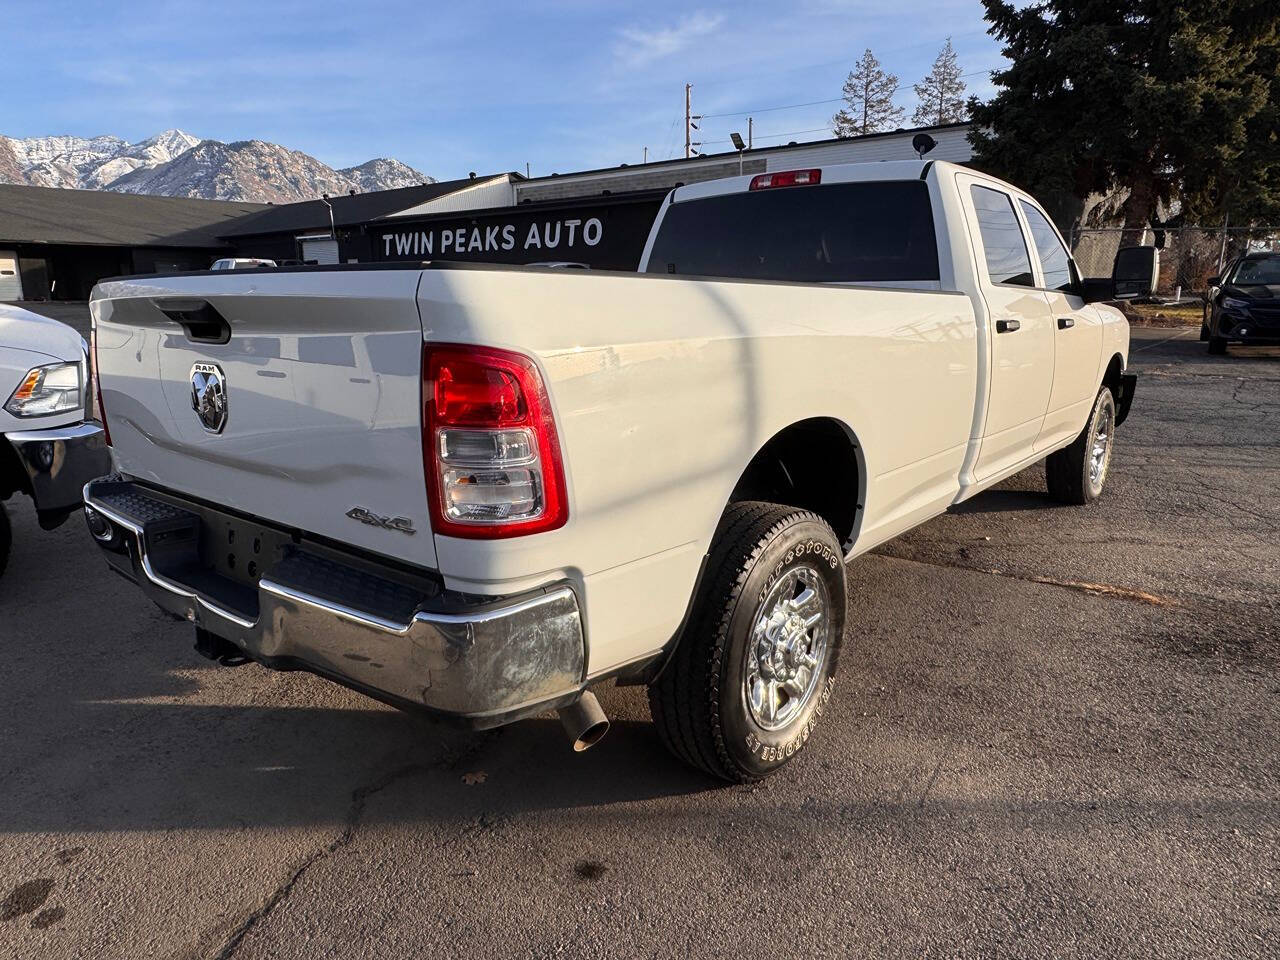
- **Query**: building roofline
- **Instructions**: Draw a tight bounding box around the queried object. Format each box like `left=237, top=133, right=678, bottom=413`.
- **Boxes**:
left=368, top=187, right=668, bottom=224
left=0, top=181, right=270, bottom=210
left=214, top=173, right=515, bottom=238
left=522, top=120, right=972, bottom=185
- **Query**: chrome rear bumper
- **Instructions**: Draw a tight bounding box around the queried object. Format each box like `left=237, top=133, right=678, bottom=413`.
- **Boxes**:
left=83, top=479, right=586, bottom=727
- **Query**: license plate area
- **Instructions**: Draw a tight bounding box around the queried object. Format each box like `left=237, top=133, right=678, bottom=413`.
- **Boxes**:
left=199, top=513, right=293, bottom=589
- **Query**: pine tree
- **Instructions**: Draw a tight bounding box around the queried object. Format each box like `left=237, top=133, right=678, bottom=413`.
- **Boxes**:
left=968, top=0, right=1280, bottom=236
left=912, top=39, right=968, bottom=126
left=832, top=49, right=905, bottom=137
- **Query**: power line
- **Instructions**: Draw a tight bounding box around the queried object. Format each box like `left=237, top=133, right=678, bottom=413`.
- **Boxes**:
left=690, top=26, right=996, bottom=92
left=702, top=98, right=841, bottom=119
left=700, top=126, right=833, bottom=147
left=699, top=68, right=998, bottom=121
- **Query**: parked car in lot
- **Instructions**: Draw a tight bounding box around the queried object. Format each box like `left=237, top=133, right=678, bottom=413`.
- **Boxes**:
left=84, top=160, right=1142, bottom=781
left=1, top=305, right=112, bottom=577
left=1203, top=252, right=1280, bottom=354
left=210, top=257, right=277, bottom=271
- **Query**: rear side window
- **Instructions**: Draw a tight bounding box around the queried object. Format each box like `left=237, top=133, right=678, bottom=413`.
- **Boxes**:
left=970, top=185, right=1033, bottom=286
left=1019, top=201, right=1073, bottom=291
left=645, top=180, right=939, bottom=283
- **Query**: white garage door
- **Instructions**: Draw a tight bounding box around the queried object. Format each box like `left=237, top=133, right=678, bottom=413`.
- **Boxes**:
left=0, top=250, right=23, bottom=301
left=300, top=237, right=339, bottom=265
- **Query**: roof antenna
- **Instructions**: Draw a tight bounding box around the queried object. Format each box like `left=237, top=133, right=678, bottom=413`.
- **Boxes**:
left=912, top=133, right=937, bottom=159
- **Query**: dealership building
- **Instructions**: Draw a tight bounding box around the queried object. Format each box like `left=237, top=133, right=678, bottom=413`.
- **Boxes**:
left=0, top=122, right=972, bottom=301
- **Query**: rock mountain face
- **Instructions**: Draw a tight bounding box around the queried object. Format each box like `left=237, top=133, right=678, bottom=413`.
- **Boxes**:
left=0, top=129, right=434, bottom=201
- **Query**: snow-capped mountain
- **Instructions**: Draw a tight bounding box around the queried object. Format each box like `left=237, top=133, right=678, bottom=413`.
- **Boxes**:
left=339, top=158, right=429, bottom=193
left=0, top=129, right=434, bottom=201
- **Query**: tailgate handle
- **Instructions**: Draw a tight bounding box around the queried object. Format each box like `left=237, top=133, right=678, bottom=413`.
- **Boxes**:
left=154, top=299, right=231, bottom=344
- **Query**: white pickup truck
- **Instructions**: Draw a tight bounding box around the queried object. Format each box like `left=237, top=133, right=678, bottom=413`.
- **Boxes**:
left=84, top=160, right=1141, bottom=782
left=1, top=304, right=112, bottom=577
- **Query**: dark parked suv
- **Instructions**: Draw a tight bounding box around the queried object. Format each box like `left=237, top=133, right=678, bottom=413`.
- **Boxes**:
left=1203, top=253, right=1280, bottom=355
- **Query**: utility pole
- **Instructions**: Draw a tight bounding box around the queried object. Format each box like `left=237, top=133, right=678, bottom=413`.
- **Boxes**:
left=685, top=83, right=692, bottom=158
left=643, top=146, right=648, bottom=164
left=748, top=117, right=753, bottom=149
left=684, top=84, right=702, bottom=158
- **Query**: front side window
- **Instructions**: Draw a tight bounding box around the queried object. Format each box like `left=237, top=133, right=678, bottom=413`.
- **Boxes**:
left=1019, top=201, right=1074, bottom=292
left=970, top=185, right=1034, bottom=286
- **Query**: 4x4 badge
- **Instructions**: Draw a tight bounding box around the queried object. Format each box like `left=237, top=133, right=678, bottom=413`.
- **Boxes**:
left=346, top=506, right=416, bottom=535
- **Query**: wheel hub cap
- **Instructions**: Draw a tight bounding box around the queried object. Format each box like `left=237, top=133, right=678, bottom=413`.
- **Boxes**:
left=746, top=565, right=830, bottom=730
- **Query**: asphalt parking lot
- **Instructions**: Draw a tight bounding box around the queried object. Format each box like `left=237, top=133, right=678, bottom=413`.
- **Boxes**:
left=1, top=325, right=1276, bottom=959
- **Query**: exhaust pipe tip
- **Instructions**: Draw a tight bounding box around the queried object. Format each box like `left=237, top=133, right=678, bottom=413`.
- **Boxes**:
left=558, top=691, right=610, bottom=752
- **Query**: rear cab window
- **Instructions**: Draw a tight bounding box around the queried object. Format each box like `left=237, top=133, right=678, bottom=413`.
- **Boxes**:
left=644, top=180, right=939, bottom=284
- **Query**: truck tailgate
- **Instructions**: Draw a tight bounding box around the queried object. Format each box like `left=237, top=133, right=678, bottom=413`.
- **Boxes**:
left=90, top=269, right=436, bottom=569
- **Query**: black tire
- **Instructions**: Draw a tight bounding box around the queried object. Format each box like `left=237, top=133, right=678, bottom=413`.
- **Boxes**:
left=648, top=501, right=846, bottom=782
left=0, top=501, right=10, bottom=580
left=1208, top=336, right=1227, bottom=355
left=1046, top=386, right=1117, bottom=505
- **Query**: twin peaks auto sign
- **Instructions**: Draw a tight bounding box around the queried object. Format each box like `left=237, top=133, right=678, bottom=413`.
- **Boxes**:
left=372, top=199, right=662, bottom=271
left=381, top=217, right=602, bottom=259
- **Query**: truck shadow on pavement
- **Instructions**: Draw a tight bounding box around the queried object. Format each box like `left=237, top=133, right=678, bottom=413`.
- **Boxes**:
left=0, top=633, right=718, bottom=835
left=947, top=487, right=1059, bottom=514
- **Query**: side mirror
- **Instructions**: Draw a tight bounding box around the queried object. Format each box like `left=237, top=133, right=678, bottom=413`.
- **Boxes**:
left=1206, top=275, right=1220, bottom=287
left=1112, top=246, right=1159, bottom=300
left=1080, top=277, right=1116, bottom=303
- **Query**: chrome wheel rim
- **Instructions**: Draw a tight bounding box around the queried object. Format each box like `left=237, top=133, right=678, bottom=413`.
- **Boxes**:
left=745, top=565, right=830, bottom=731
left=1089, top=397, right=1114, bottom=492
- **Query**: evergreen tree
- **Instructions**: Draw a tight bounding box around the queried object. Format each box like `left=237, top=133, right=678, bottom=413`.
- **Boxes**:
left=912, top=38, right=968, bottom=126
left=832, top=49, right=905, bottom=137
left=968, top=0, right=1280, bottom=236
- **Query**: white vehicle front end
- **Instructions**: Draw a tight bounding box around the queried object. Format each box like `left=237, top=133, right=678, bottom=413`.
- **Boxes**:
left=1, top=305, right=112, bottom=555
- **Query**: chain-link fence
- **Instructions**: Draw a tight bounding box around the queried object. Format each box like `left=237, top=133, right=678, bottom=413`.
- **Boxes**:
left=1070, top=226, right=1280, bottom=297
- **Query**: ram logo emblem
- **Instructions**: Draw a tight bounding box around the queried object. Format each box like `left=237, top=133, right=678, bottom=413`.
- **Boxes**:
left=190, top=362, right=228, bottom=434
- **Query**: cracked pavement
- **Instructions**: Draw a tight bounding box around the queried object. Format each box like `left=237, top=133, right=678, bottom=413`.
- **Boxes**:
left=1, top=326, right=1276, bottom=958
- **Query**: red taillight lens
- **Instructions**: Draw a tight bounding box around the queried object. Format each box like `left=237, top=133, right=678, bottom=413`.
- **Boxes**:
left=749, top=169, right=822, bottom=190
left=423, top=344, right=567, bottom=539
left=90, top=321, right=111, bottom=447
left=434, top=357, right=526, bottom=426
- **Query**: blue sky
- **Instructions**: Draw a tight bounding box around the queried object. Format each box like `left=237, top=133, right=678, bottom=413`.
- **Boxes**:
left=9, top=0, right=1005, bottom=180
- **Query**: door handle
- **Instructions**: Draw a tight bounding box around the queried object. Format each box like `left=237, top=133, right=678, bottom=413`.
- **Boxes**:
left=1057, top=317, right=1075, bottom=330
left=996, top=319, right=1021, bottom=333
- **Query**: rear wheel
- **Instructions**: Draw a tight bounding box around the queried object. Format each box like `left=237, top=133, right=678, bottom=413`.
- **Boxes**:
left=648, top=501, right=846, bottom=782
left=1046, top=386, right=1116, bottom=505
left=0, top=502, right=10, bottom=579
left=1208, top=336, right=1227, bottom=355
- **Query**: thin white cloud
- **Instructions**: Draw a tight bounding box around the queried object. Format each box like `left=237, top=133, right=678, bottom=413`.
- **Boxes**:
left=615, top=12, right=726, bottom=67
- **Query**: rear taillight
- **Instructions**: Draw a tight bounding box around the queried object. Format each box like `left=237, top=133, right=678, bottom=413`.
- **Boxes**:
left=749, top=168, right=822, bottom=190
left=90, top=321, right=111, bottom=446
left=423, top=344, right=567, bottom=539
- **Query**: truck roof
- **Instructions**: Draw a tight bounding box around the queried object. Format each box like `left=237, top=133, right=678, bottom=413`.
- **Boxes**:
left=668, top=159, right=956, bottom=204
